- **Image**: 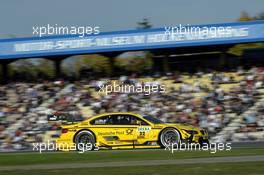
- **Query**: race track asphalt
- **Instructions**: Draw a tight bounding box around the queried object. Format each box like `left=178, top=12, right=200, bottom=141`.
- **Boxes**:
left=1, top=155, right=264, bottom=171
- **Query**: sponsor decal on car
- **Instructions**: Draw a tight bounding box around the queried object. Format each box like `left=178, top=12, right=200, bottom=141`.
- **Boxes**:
left=98, top=131, right=125, bottom=136
left=125, top=129, right=133, bottom=135
left=137, top=127, right=151, bottom=132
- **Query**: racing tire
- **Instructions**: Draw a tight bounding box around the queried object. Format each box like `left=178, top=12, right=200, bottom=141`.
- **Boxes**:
left=159, top=128, right=181, bottom=148
left=75, top=130, right=96, bottom=151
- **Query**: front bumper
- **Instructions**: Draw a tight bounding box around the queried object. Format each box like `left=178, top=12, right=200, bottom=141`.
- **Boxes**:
left=181, top=129, right=209, bottom=143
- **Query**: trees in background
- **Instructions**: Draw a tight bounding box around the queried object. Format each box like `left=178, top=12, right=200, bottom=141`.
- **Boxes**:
left=137, top=18, right=152, bottom=29
left=228, top=11, right=264, bottom=56
left=3, top=14, right=264, bottom=80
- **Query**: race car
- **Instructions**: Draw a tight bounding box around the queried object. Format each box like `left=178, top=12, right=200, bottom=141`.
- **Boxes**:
left=55, top=112, right=209, bottom=150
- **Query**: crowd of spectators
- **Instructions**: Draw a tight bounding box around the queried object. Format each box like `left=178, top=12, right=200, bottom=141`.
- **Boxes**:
left=84, top=68, right=262, bottom=135
left=0, top=67, right=264, bottom=151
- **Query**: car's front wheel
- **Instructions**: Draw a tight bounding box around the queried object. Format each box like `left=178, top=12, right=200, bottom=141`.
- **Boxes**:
left=75, top=130, right=96, bottom=151
left=159, top=128, right=181, bottom=148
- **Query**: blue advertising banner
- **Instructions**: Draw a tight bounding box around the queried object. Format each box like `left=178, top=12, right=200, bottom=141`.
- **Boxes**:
left=0, top=20, right=264, bottom=59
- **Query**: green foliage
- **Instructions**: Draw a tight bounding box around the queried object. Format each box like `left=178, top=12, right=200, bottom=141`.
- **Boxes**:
left=115, top=52, right=153, bottom=73
left=9, top=59, right=54, bottom=78
left=228, top=11, right=264, bottom=56
left=253, top=12, right=264, bottom=20
left=137, top=18, right=152, bottom=29
left=228, top=43, right=264, bottom=56
left=37, top=59, right=54, bottom=78
left=238, top=11, right=252, bottom=21
left=78, top=54, right=112, bottom=74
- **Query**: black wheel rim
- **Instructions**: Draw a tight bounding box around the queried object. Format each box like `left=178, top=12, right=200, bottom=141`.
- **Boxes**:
left=79, top=134, right=92, bottom=144
left=162, top=130, right=179, bottom=146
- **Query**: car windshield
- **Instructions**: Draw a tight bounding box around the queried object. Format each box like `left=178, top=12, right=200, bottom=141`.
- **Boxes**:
left=143, top=115, right=164, bottom=124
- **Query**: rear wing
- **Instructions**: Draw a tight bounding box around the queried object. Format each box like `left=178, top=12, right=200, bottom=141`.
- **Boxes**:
left=47, top=114, right=65, bottom=121
left=47, top=112, right=84, bottom=124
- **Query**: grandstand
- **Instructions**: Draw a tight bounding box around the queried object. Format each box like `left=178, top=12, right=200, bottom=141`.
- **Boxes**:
left=0, top=20, right=264, bottom=151
left=0, top=66, right=264, bottom=151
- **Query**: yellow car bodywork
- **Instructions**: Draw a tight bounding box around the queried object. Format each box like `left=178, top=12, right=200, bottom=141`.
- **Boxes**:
left=55, top=112, right=209, bottom=150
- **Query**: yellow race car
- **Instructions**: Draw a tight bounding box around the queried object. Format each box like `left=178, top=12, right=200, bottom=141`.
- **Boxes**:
left=55, top=112, right=209, bottom=150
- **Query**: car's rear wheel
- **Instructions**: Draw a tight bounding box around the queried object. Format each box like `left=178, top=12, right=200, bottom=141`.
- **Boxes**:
left=159, top=128, right=181, bottom=148
left=75, top=131, right=96, bottom=151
